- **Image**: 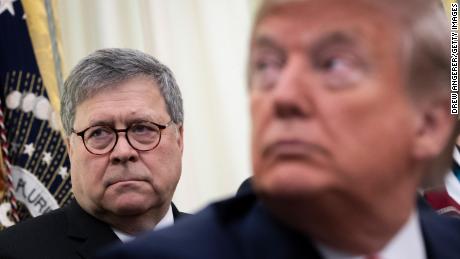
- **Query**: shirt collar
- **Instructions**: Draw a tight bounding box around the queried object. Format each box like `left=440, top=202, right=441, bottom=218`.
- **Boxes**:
left=112, top=205, right=174, bottom=243
left=316, top=211, right=426, bottom=259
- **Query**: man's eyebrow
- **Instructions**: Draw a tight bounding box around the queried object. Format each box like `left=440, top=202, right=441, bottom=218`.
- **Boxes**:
left=125, top=116, right=157, bottom=125
left=252, top=36, right=283, bottom=52
left=310, top=31, right=359, bottom=53
left=87, top=119, right=113, bottom=127
left=87, top=115, right=160, bottom=127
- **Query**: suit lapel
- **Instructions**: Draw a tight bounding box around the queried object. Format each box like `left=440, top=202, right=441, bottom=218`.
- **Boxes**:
left=61, top=200, right=187, bottom=258
left=172, top=202, right=189, bottom=219
left=65, top=201, right=186, bottom=258
left=65, top=200, right=120, bottom=259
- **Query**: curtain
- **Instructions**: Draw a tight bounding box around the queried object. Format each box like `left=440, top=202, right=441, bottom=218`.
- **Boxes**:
left=57, top=0, right=258, bottom=212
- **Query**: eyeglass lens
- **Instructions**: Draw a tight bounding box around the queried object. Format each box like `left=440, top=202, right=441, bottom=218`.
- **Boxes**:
left=83, top=122, right=161, bottom=154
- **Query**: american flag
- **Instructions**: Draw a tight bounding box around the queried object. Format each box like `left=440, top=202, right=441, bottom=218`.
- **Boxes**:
left=0, top=0, right=72, bottom=228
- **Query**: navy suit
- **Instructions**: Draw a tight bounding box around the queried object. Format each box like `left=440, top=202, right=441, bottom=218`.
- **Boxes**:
left=99, top=191, right=460, bottom=259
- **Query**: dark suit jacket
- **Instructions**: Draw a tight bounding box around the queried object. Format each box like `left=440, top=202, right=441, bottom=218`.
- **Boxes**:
left=99, top=192, right=460, bottom=259
left=0, top=199, right=187, bottom=259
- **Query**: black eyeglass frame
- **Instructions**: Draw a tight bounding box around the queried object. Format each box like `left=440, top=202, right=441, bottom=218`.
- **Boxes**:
left=71, top=120, right=173, bottom=155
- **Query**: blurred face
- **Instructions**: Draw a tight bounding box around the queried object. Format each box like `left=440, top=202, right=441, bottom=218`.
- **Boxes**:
left=68, top=77, right=183, bottom=217
left=250, top=0, right=421, bottom=203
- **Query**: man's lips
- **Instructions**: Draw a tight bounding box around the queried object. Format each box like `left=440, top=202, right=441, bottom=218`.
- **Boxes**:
left=105, top=177, right=147, bottom=187
left=262, top=140, right=326, bottom=160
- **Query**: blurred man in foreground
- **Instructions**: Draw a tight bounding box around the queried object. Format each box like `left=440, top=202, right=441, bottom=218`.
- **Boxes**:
left=101, top=0, right=460, bottom=258
left=0, top=48, right=187, bottom=258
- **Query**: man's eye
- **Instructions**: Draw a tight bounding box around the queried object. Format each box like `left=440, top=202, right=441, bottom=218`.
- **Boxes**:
left=251, top=55, right=284, bottom=90
left=255, top=60, right=272, bottom=71
left=131, top=124, right=157, bottom=134
left=253, top=56, right=282, bottom=72
left=316, top=53, right=365, bottom=89
left=320, top=56, right=353, bottom=73
left=87, top=127, right=112, bottom=139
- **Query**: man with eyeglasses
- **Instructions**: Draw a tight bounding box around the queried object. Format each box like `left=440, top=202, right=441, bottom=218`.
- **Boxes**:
left=0, top=48, right=187, bottom=259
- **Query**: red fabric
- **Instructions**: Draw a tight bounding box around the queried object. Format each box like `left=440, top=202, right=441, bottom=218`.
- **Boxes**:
left=424, top=189, right=460, bottom=217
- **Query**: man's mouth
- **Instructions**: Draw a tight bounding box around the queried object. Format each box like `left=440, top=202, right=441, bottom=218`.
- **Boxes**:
left=262, top=140, right=326, bottom=160
left=105, top=177, right=147, bottom=187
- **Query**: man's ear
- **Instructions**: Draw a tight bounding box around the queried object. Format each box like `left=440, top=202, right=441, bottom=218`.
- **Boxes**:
left=176, top=125, right=184, bottom=154
left=64, top=137, right=73, bottom=157
left=413, top=98, right=456, bottom=160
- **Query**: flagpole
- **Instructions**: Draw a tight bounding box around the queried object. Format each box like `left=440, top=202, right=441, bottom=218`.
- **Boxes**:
left=44, top=0, right=63, bottom=92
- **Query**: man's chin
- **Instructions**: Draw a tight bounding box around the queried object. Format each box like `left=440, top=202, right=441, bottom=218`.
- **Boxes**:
left=254, top=165, right=335, bottom=198
left=105, top=195, right=156, bottom=216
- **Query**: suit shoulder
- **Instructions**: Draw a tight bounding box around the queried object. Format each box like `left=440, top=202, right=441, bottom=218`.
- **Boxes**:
left=422, top=213, right=460, bottom=239
left=0, top=206, right=67, bottom=238
left=0, top=206, right=68, bottom=258
left=419, top=203, right=460, bottom=259
left=100, top=194, right=257, bottom=259
left=155, top=193, right=256, bottom=242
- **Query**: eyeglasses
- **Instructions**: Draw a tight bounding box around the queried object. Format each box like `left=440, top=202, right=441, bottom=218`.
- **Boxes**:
left=72, top=121, right=173, bottom=155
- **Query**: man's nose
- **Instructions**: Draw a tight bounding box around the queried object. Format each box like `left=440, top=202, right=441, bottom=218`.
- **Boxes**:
left=272, top=57, right=313, bottom=119
left=109, top=133, right=139, bottom=164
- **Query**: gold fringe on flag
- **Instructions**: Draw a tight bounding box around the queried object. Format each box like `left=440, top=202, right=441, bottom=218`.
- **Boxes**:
left=22, top=0, right=66, bottom=135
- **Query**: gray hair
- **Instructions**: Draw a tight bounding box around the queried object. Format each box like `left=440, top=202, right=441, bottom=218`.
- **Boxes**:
left=60, top=48, right=183, bottom=135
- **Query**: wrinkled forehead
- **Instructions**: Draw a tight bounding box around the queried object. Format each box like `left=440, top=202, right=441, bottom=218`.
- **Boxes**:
left=253, top=0, right=413, bottom=34
left=249, top=0, right=413, bottom=62
left=250, top=0, right=405, bottom=55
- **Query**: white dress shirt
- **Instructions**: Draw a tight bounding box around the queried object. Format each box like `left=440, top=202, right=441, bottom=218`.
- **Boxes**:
left=112, top=205, right=175, bottom=243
